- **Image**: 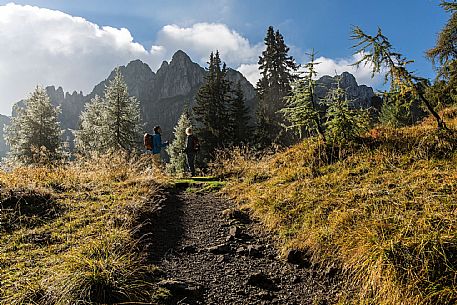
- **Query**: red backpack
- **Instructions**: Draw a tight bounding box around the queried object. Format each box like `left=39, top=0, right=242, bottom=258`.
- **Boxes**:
left=144, top=133, right=153, bottom=150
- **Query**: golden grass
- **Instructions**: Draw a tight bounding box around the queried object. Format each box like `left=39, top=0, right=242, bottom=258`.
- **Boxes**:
left=0, top=153, right=169, bottom=304
left=216, top=107, right=457, bottom=305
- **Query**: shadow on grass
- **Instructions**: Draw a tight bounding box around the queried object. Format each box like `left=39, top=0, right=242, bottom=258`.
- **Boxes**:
left=0, top=190, right=62, bottom=233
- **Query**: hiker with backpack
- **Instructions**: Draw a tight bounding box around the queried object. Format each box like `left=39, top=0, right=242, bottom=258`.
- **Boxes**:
left=183, top=127, right=199, bottom=176
left=144, top=126, right=169, bottom=163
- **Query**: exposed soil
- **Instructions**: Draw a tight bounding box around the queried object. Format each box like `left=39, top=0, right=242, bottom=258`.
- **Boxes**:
left=147, top=187, right=343, bottom=305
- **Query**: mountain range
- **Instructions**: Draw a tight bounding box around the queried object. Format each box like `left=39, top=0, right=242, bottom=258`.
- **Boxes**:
left=1, top=50, right=380, bottom=157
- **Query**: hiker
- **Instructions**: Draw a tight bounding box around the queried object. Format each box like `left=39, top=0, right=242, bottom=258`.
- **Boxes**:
left=183, top=127, right=199, bottom=176
left=152, top=125, right=169, bottom=163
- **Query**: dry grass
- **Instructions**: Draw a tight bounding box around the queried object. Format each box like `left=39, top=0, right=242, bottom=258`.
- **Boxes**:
left=0, top=153, right=169, bottom=304
left=216, top=107, right=457, bottom=305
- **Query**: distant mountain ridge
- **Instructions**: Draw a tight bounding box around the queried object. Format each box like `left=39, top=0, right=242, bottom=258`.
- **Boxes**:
left=3, top=50, right=379, bottom=156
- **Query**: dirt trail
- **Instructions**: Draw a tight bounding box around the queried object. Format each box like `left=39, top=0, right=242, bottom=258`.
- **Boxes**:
left=147, top=187, right=342, bottom=305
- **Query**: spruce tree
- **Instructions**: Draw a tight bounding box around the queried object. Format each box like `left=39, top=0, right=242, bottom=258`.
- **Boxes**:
left=75, top=68, right=141, bottom=155
left=351, top=26, right=446, bottom=129
left=166, top=109, right=192, bottom=175
left=194, top=51, right=231, bottom=161
left=281, top=50, right=325, bottom=139
left=4, top=86, right=62, bottom=164
left=255, top=26, right=299, bottom=146
left=228, top=81, right=252, bottom=146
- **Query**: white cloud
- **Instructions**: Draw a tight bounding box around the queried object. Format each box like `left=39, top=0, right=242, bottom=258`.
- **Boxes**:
left=313, top=53, right=385, bottom=88
left=0, top=3, right=161, bottom=115
left=237, top=63, right=261, bottom=86
left=154, top=23, right=263, bottom=69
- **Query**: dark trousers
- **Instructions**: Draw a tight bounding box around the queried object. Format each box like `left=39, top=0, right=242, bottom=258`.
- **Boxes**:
left=186, top=152, right=196, bottom=176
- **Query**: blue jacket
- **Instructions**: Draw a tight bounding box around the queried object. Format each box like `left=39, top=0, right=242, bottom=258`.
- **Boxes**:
left=152, top=133, right=168, bottom=154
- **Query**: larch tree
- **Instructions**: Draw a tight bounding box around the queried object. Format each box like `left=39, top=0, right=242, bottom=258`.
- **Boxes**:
left=426, top=1, right=457, bottom=104
left=74, top=95, right=109, bottom=154
left=255, top=26, right=299, bottom=147
left=75, top=68, right=142, bottom=155
left=351, top=26, right=447, bottom=129
left=167, top=108, right=192, bottom=175
left=4, top=86, right=62, bottom=164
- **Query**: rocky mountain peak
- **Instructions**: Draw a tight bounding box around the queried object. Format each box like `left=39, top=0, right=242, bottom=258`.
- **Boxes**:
left=154, top=50, right=205, bottom=99
left=315, top=72, right=375, bottom=108
left=171, top=49, right=192, bottom=63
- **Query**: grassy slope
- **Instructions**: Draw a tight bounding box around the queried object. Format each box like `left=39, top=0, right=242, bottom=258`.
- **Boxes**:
left=218, top=108, right=457, bottom=305
left=0, top=155, right=168, bottom=304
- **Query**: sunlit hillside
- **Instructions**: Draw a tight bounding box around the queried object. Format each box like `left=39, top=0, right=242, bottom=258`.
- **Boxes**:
left=216, top=107, right=457, bottom=305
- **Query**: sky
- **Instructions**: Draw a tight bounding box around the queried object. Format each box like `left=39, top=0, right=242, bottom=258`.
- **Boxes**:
left=0, top=0, right=450, bottom=115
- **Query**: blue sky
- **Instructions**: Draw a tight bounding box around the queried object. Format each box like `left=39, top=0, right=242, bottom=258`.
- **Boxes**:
left=0, top=0, right=450, bottom=115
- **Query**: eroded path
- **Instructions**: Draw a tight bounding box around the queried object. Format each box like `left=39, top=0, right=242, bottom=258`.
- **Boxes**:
left=147, top=187, right=342, bottom=305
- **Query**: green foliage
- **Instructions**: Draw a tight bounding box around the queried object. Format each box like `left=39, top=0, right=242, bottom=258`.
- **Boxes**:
left=351, top=26, right=447, bottom=129
left=167, top=109, right=192, bottom=175
left=228, top=81, right=252, bottom=146
left=75, top=68, right=141, bottom=154
left=255, top=26, right=299, bottom=146
left=4, top=86, right=62, bottom=165
left=324, top=79, right=369, bottom=145
left=281, top=50, right=324, bottom=139
left=426, top=1, right=457, bottom=70
left=379, top=91, right=427, bottom=127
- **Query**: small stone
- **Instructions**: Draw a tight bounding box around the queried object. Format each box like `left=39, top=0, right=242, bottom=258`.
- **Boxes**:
left=286, top=249, right=312, bottom=268
left=246, top=272, right=278, bottom=291
left=236, top=246, right=248, bottom=256
left=207, top=243, right=230, bottom=254
left=229, top=226, right=243, bottom=238
left=292, top=275, right=302, bottom=283
left=247, top=244, right=264, bottom=258
left=216, top=254, right=229, bottom=263
left=226, top=235, right=235, bottom=242
left=180, top=244, right=197, bottom=254
left=257, top=290, right=275, bottom=301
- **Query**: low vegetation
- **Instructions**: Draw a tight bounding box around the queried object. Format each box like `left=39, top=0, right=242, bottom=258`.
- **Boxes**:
left=0, top=154, right=167, bottom=304
left=215, top=107, right=457, bottom=305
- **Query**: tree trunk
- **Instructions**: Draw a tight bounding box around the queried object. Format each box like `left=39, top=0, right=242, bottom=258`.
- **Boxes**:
left=418, top=92, right=447, bottom=130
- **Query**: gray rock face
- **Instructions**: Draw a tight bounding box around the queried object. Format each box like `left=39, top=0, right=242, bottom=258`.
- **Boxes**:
left=0, top=114, right=11, bottom=158
left=315, top=71, right=375, bottom=108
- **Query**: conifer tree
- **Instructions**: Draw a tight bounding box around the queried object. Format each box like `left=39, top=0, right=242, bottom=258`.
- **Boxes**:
left=281, top=50, right=325, bottom=139
left=228, top=81, right=252, bottom=146
left=75, top=68, right=141, bottom=154
left=166, top=108, right=192, bottom=175
left=255, top=26, right=299, bottom=146
left=324, top=76, right=369, bottom=145
left=194, top=51, right=231, bottom=160
left=426, top=1, right=457, bottom=103
left=74, top=95, right=109, bottom=153
left=4, top=86, right=62, bottom=164
left=105, top=68, right=142, bottom=151
left=351, top=26, right=446, bottom=129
